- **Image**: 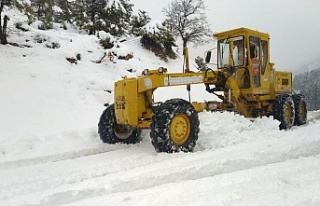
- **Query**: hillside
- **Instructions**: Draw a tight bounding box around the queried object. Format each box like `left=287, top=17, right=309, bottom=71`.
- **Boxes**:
left=1, top=21, right=320, bottom=206
left=293, top=67, right=320, bottom=111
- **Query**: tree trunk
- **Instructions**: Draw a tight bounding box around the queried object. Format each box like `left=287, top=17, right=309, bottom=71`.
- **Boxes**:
left=37, top=2, right=41, bottom=19
left=89, top=0, right=96, bottom=35
left=183, top=40, right=187, bottom=49
left=0, top=0, right=4, bottom=44
left=0, top=15, right=9, bottom=44
left=182, top=39, right=189, bottom=71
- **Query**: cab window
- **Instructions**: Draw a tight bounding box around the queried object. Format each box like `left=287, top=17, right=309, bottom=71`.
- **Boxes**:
left=217, top=36, right=244, bottom=68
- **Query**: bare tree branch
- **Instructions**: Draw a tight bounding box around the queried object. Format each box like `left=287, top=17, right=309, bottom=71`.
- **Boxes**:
left=163, top=0, right=212, bottom=48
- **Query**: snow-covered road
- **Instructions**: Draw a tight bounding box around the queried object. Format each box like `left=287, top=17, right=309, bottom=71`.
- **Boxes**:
left=1, top=111, right=320, bottom=206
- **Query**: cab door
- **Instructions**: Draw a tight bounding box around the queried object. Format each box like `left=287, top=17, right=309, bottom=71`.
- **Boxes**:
left=249, top=36, right=261, bottom=87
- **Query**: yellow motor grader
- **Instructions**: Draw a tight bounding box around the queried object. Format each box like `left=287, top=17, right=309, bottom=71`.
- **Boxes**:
left=98, top=27, right=307, bottom=153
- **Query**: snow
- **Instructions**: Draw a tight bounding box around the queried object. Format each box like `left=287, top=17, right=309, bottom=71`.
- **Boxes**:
left=1, top=12, right=320, bottom=206
left=16, top=0, right=31, bottom=5
left=143, top=21, right=163, bottom=34
left=106, top=0, right=127, bottom=13
left=53, top=5, right=63, bottom=13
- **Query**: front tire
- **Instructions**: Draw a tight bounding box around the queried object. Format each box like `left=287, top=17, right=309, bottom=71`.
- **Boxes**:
left=150, top=98, right=200, bottom=153
left=98, top=104, right=141, bottom=144
left=273, top=94, right=295, bottom=130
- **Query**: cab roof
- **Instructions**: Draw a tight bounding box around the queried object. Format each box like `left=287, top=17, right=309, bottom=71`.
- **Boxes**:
left=213, top=27, right=270, bottom=40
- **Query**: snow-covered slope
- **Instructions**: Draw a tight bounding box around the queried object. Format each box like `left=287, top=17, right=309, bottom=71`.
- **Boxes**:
left=1, top=22, right=320, bottom=206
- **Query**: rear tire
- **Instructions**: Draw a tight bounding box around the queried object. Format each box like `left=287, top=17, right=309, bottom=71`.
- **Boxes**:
left=98, top=104, right=141, bottom=144
left=273, top=94, right=295, bottom=130
left=292, top=94, right=307, bottom=126
left=150, top=98, right=200, bottom=153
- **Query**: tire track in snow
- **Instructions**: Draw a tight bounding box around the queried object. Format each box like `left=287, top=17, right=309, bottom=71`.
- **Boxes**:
left=0, top=144, right=127, bottom=170
left=0, top=131, right=152, bottom=170
left=4, top=128, right=320, bottom=206
left=0, top=139, right=171, bottom=200
left=81, top=155, right=320, bottom=206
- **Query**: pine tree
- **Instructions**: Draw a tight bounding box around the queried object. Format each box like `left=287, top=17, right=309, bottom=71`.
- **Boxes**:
left=30, top=0, right=45, bottom=20
left=71, top=0, right=89, bottom=30
left=78, top=0, right=133, bottom=36
left=130, top=9, right=151, bottom=36
left=30, top=0, right=54, bottom=29
left=54, top=0, right=73, bottom=26
left=102, top=0, right=133, bottom=36
left=158, top=20, right=176, bottom=59
left=140, top=20, right=177, bottom=61
left=84, top=0, right=105, bottom=35
left=43, top=0, right=54, bottom=29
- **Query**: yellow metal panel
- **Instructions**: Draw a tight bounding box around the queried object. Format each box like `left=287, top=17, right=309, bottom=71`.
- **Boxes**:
left=274, top=71, right=292, bottom=94
left=137, top=75, right=166, bottom=92
left=114, top=78, right=138, bottom=126
left=137, top=72, right=205, bottom=93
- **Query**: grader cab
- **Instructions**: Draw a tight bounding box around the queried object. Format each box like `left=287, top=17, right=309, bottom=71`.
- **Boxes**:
left=98, top=27, right=307, bottom=153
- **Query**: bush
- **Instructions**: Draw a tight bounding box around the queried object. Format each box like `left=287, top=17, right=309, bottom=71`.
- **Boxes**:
left=15, top=23, right=29, bottom=32
left=140, top=21, right=177, bottom=61
left=34, top=34, right=47, bottom=44
left=140, top=34, right=167, bottom=61
left=46, top=41, right=60, bottom=49
left=100, top=37, right=114, bottom=49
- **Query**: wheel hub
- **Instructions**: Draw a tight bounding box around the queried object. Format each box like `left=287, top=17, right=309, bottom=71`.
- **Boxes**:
left=299, top=102, right=306, bottom=120
left=170, top=114, right=190, bottom=145
left=114, top=124, right=134, bottom=140
left=284, top=103, right=293, bottom=124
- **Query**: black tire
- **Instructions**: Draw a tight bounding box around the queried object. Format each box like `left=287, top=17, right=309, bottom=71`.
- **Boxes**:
left=150, top=98, right=200, bottom=153
left=273, top=94, right=295, bottom=130
left=98, top=104, right=141, bottom=144
left=292, top=94, right=307, bottom=126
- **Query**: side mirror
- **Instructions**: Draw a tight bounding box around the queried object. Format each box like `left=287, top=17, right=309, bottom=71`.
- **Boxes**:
left=205, top=51, right=212, bottom=63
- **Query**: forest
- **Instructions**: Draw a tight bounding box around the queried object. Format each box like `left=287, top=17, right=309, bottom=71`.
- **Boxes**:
left=0, top=0, right=179, bottom=60
left=294, top=68, right=320, bottom=111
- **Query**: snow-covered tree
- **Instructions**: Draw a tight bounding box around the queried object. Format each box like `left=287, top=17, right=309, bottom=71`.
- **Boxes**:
left=293, top=68, right=320, bottom=111
left=102, top=0, right=133, bottom=36
left=71, top=0, right=88, bottom=30
left=162, top=0, right=211, bottom=49
left=106, top=0, right=126, bottom=13
left=83, top=0, right=132, bottom=36
left=140, top=20, right=177, bottom=61
left=83, top=0, right=105, bottom=34
left=30, top=0, right=54, bottom=29
left=158, top=20, right=177, bottom=59
left=130, top=9, right=151, bottom=36
left=43, top=0, right=54, bottom=29
left=54, top=0, right=73, bottom=26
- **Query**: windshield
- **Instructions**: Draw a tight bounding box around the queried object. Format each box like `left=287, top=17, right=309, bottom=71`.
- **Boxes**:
left=218, top=36, right=244, bottom=68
